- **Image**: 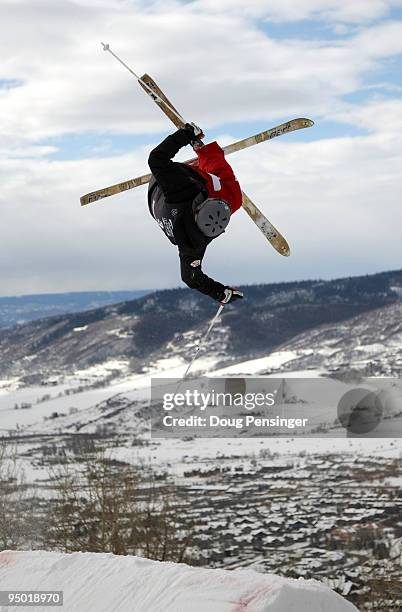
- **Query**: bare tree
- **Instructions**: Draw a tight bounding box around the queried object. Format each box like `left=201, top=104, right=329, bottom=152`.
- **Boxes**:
left=130, top=480, right=192, bottom=563
left=44, top=452, right=194, bottom=563
left=0, top=442, right=35, bottom=549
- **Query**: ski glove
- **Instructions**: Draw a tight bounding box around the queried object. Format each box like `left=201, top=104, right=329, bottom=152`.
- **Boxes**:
left=184, top=122, right=204, bottom=146
left=220, top=287, right=244, bottom=304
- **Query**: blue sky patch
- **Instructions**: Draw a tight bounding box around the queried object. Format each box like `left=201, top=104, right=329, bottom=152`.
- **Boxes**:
left=259, top=19, right=354, bottom=42
left=41, top=132, right=154, bottom=161
left=0, top=78, right=23, bottom=89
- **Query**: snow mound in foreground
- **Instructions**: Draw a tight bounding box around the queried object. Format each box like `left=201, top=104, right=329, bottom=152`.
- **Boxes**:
left=0, top=551, right=358, bottom=612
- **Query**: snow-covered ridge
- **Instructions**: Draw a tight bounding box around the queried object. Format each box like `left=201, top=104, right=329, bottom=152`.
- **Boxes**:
left=0, top=269, right=400, bottom=381
left=0, top=551, right=358, bottom=612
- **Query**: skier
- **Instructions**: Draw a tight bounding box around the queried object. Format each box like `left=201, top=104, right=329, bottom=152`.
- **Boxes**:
left=148, top=123, right=244, bottom=304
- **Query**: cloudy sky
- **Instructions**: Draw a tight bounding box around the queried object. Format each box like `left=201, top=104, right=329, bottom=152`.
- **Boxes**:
left=1, top=0, right=402, bottom=296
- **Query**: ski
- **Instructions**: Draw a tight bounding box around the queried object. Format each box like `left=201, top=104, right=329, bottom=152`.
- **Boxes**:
left=138, top=73, right=292, bottom=256
left=80, top=117, right=313, bottom=211
left=241, top=192, right=289, bottom=256
left=139, top=73, right=187, bottom=128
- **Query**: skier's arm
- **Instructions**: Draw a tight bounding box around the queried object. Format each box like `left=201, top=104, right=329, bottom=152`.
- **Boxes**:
left=148, top=129, right=190, bottom=171
left=180, top=254, right=226, bottom=302
left=148, top=129, right=201, bottom=203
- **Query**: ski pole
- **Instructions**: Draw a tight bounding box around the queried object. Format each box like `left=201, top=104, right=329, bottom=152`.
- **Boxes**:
left=167, top=302, right=224, bottom=420
left=182, top=302, right=225, bottom=381
left=101, top=43, right=187, bottom=125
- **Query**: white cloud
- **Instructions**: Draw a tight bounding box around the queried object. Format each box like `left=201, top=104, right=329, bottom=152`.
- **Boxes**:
left=0, top=0, right=402, bottom=294
left=0, top=145, right=166, bottom=294
left=351, top=19, right=402, bottom=56
left=1, top=0, right=402, bottom=150
left=330, top=97, right=402, bottom=132
left=0, top=122, right=401, bottom=295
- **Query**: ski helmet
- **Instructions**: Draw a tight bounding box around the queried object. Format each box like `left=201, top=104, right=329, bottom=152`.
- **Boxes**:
left=193, top=197, right=231, bottom=238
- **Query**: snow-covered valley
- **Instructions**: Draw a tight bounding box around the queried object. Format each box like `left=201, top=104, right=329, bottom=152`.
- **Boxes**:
left=0, top=271, right=401, bottom=611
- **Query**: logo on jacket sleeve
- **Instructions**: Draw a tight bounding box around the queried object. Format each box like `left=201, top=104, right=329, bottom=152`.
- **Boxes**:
left=162, top=218, right=174, bottom=238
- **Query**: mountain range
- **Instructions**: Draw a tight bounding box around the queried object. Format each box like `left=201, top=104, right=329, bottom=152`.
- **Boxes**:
left=0, top=269, right=401, bottom=383
left=0, top=290, right=150, bottom=328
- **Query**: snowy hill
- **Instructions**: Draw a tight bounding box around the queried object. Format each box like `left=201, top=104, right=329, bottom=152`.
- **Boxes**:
left=278, top=300, right=402, bottom=375
left=0, top=551, right=358, bottom=612
left=214, top=301, right=402, bottom=377
left=0, top=272, right=401, bottom=440
left=0, top=269, right=401, bottom=383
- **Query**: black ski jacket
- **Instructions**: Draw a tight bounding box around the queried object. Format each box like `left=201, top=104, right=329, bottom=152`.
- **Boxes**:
left=148, top=129, right=226, bottom=301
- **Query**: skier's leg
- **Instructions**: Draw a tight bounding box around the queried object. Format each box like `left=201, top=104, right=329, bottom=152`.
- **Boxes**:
left=180, top=252, right=225, bottom=301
